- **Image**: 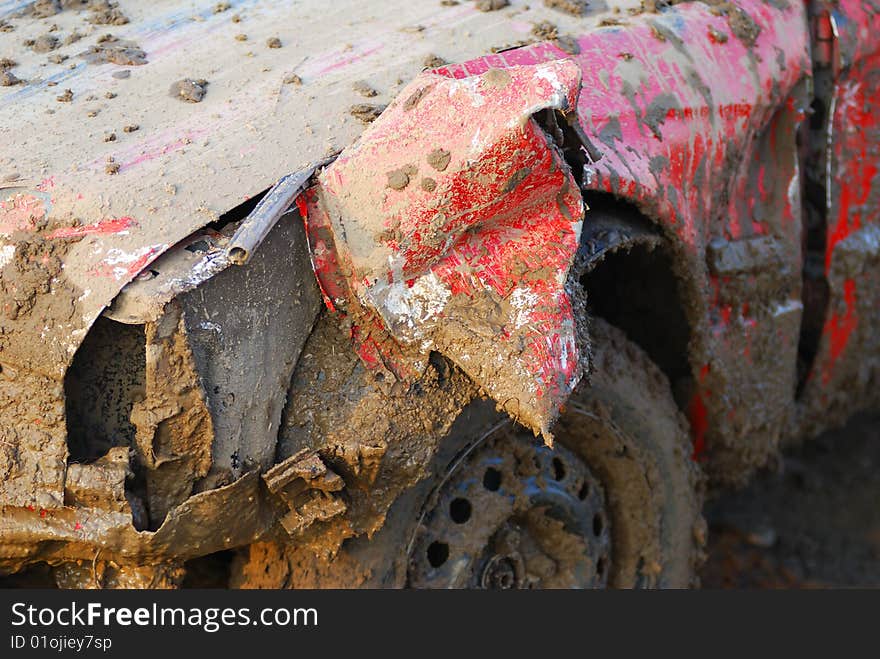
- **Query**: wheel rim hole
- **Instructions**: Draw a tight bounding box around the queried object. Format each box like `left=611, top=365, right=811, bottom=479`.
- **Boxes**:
left=449, top=498, right=472, bottom=524
left=427, top=542, right=449, bottom=568
left=552, top=457, right=566, bottom=481
left=593, top=513, right=604, bottom=536
left=597, top=556, right=606, bottom=577
left=482, top=467, right=502, bottom=491
left=577, top=482, right=589, bottom=500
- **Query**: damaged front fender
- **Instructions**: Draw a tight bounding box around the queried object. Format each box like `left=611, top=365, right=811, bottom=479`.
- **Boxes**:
left=304, top=60, right=587, bottom=438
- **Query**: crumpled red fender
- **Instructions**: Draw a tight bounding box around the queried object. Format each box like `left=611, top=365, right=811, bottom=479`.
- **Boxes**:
left=302, top=60, right=586, bottom=439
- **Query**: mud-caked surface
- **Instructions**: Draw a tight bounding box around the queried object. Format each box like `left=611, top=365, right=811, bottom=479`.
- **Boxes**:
left=701, top=413, right=880, bottom=588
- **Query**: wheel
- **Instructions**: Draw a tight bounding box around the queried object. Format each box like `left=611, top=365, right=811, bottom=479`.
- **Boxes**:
left=232, top=317, right=705, bottom=588
left=405, top=318, right=705, bottom=588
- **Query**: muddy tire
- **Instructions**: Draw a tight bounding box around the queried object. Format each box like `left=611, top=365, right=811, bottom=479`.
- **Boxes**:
left=396, top=318, right=704, bottom=588
left=555, top=318, right=706, bottom=587
left=236, top=318, right=704, bottom=588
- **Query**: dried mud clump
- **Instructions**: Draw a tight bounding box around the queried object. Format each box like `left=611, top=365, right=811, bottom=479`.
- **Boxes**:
left=23, top=0, right=87, bottom=18
left=55, top=88, right=73, bottom=102
left=423, top=53, right=448, bottom=68
left=349, top=103, right=385, bottom=124
left=386, top=166, right=413, bottom=190
left=81, top=35, right=147, bottom=66
left=87, top=0, right=129, bottom=26
left=554, top=34, right=580, bottom=54
left=170, top=78, right=208, bottom=103
left=403, top=84, right=434, bottom=111
left=266, top=36, right=282, bottom=49
left=28, top=34, right=58, bottom=53
left=475, top=0, right=509, bottom=10
left=213, top=1, right=231, bottom=12
left=352, top=80, right=377, bottom=98
left=0, top=70, right=22, bottom=86
left=104, top=156, right=119, bottom=174
left=532, top=21, right=558, bottom=40
left=426, top=148, right=451, bottom=172
left=544, top=0, right=588, bottom=15
left=0, top=71, right=21, bottom=86
left=283, top=73, right=302, bottom=85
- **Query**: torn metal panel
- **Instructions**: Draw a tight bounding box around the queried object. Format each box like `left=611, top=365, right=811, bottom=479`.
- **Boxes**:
left=306, top=60, right=586, bottom=438
left=0, top=470, right=275, bottom=571
left=178, top=214, right=323, bottom=489
left=104, top=230, right=231, bottom=325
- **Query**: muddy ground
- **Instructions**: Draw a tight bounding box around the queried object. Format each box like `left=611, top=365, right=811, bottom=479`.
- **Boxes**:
left=700, top=412, right=880, bottom=588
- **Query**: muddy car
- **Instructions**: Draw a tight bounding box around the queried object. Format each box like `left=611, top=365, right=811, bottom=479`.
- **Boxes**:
left=0, top=0, right=877, bottom=589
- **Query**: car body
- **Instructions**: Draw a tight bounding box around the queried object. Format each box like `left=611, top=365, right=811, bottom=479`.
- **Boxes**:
left=0, top=0, right=877, bottom=585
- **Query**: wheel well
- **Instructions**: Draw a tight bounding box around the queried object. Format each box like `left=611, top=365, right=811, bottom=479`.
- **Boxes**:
left=579, top=197, right=693, bottom=410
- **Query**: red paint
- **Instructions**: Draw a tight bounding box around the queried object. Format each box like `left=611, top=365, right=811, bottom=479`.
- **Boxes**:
left=822, top=278, right=858, bottom=383
left=689, top=392, right=709, bottom=461
left=46, top=216, right=137, bottom=239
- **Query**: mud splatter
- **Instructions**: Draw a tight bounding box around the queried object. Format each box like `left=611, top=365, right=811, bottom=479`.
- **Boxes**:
left=0, top=70, right=22, bottom=86
left=423, top=53, right=448, bottom=68
left=641, top=0, right=761, bottom=47
left=403, top=84, right=434, bottom=111
left=56, top=88, right=73, bottom=102
left=532, top=21, right=558, bottom=40
left=386, top=167, right=411, bottom=190
left=475, top=0, right=509, bottom=11
left=28, top=34, right=58, bottom=53
left=482, top=67, right=511, bottom=89
left=349, top=103, right=385, bottom=124
left=266, top=37, right=282, bottom=49
left=283, top=73, right=302, bottom=85
left=352, top=80, right=377, bottom=98
left=87, top=0, right=129, bottom=26
left=170, top=78, right=208, bottom=103
left=81, top=35, right=147, bottom=66
left=544, top=0, right=588, bottom=16
left=555, top=35, right=580, bottom=55
left=426, top=148, right=451, bottom=172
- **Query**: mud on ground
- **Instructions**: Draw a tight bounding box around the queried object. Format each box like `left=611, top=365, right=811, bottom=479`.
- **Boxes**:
left=701, top=413, right=880, bottom=588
